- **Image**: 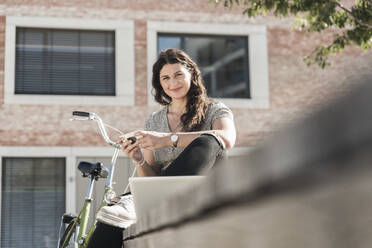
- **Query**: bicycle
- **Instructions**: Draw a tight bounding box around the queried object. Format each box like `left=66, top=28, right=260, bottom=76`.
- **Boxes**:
left=58, top=111, right=136, bottom=248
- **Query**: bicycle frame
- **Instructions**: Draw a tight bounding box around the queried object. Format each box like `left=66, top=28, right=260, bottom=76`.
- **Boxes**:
left=83, top=147, right=120, bottom=245
left=59, top=111, right=123, bottom=248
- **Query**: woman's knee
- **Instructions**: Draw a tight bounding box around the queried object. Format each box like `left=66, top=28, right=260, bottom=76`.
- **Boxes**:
left=192, top=133, right=224, bottom=149
left=161, top=133, right=225, bottom=176
left=186, top=133, right=224, bottom=159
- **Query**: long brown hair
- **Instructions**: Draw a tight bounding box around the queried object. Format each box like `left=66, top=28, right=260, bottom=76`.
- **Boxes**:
left=152, top=48, right=212, bottom=131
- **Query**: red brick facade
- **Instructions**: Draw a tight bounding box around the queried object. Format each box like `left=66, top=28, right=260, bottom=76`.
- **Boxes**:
left=1, top=0, right=371, bottom=147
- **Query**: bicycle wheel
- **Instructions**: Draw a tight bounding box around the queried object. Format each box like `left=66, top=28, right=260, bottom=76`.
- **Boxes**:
left=59, top=220, right=78, bottom=248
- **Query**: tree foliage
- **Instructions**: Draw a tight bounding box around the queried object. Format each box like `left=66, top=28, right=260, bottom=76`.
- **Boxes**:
left=211, top=0, right=372, bottom=68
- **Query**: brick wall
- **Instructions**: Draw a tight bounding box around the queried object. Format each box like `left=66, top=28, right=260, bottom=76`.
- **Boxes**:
left=0, top=15, right=5, bottom=106
left=1, top=0, right=371, bottom=147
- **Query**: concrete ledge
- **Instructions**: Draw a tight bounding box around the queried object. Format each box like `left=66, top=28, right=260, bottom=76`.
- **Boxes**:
left=125, top=164, right=372, bottom=247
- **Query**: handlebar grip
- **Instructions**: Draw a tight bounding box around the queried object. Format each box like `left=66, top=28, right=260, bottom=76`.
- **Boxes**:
left=72, top=111, right=90, bottom=117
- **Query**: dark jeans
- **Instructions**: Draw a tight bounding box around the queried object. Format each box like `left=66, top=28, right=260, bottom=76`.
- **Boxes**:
left=160, top=133, right=226, bottom=176
left=87, top=134, right=225, bottom=248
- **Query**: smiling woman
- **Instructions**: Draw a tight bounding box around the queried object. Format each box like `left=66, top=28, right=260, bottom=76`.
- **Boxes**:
left=87, top=48, right=236, bottom=248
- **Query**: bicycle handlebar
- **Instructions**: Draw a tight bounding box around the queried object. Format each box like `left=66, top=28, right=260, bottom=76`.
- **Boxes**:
left=71, top=111, right=120, bottom=148
left=72, top=111, right=90, bottom=117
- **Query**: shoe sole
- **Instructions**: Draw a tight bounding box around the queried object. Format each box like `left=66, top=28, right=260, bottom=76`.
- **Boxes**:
left=96, top=212, right=136, bottom=229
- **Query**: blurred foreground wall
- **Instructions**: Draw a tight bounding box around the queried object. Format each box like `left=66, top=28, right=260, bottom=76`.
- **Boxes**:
left=124, top=79, right=372, bottom=248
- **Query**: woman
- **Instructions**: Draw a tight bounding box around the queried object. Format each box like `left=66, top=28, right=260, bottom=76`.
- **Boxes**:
left=88, top=48, right=236, bottom=247
left=123, top=48, right=236, bottom=176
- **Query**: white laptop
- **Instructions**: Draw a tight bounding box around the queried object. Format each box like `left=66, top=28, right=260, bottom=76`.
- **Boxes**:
left=129, top=176, right=205, bottom=219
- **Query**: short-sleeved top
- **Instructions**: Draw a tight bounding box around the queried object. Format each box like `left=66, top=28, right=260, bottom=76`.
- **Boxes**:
left=144, top=101, right=234, bottom=170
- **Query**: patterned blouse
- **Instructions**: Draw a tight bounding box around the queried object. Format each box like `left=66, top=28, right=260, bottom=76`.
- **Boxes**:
left=144, top=101, right=234, bottom=170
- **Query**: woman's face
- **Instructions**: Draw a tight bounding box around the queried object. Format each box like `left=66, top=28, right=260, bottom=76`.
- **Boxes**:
left=159, top=63, right=192, bottom=101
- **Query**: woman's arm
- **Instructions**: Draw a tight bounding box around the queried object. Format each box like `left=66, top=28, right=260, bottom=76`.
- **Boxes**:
left=136, top=117, right=236, bottom=151
left=135, top=149, right=162, bottom=177
left=175, top=117, right=236, bottom=150
left=118, top=138, right=161, bottom=177
left=211, top=117, right=236, bottom=150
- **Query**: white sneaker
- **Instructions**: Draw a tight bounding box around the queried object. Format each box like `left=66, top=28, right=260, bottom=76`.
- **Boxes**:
left=96, top=194, right=136, bottom=228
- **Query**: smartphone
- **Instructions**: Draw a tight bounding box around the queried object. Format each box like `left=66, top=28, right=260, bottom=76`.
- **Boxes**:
left=127, top=136, right=137, bottom=144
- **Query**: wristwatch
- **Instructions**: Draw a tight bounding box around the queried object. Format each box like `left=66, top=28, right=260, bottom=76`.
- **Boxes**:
left=170, top=134, right=179, bottom=148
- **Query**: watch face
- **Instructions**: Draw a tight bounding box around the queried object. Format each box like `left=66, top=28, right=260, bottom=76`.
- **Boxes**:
left=171, top=134, right=178, bottom=142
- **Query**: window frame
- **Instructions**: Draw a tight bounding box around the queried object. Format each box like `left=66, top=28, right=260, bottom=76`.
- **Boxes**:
left=5, top=16, right=135, bottom=105
left=147, top=21, right=270, bottom=108
left=0, top=145, right=126, bottom=241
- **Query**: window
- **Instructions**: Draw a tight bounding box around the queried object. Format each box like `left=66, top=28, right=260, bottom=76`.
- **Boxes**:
left=158, top=33, right=250, bottom=98
left=5, top=16, right=134, bottom=105
left=16, top=28, right=115, bottom=96
left=1, top=158, right=65, bottom=248
left=147, top=21, right=269, bottom=108
left=0, top=146, right=136, bottom=247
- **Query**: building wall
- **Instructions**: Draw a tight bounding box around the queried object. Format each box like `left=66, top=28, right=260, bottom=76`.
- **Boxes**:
left=1, top=0, right=370, bottom=148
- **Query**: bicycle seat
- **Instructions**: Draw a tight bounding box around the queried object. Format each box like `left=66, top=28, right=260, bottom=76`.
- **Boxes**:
left=62, top=213, right=77, bottom=224
left=78, top=161, right=108, bottom=178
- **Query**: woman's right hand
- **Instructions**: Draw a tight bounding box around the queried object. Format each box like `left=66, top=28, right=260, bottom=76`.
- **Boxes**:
left=118, top=137, right=143, bottom=163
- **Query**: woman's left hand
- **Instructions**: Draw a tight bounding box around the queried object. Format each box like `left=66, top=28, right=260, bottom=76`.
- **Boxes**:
left=135, top=131, right=170, bottom=150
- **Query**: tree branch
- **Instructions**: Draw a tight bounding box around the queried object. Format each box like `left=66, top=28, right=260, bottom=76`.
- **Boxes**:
left=335, top=1, right=372, bottom=29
